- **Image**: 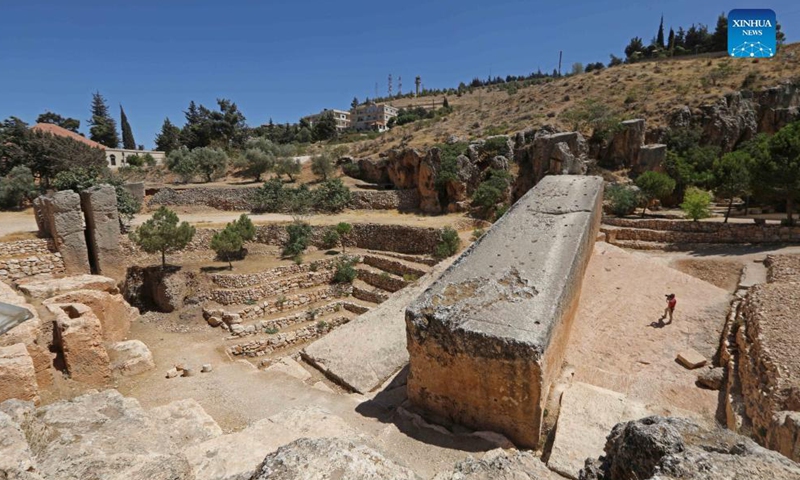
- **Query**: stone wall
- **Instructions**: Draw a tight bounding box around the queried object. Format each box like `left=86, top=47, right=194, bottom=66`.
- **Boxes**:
left=209, top=270, right=336, bottom=305
left=727, top=254, right=800, bottom=462
left=209, top=259, right=340, bottom=289
left=362, top=254, right=427, bottom=278
left=204, top=284, right=352, bottom=321
left=356, top=268, right=407, bottom=293
left=405, top=175, right=604, bottom=448
left=0, top=239, right=65, bottom=281
left=229, top=316, right=350, bottom=357
left=602, top=217, right=800, bottom=245
left=148, top=185, right=421, bottom=211
left=122, top=223, right=444, bottom=258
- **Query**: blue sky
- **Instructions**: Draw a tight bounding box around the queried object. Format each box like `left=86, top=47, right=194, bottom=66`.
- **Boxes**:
left=1, top=1, right=797, bottom=148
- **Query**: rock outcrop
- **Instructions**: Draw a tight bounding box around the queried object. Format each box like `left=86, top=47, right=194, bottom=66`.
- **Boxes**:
left=35, top=191, right=91, bottom=275
left=603, top=119, right=645, bottom=168
left=513, top=130, right=588, bottom=201
left=0, top=343, right=39, bottom=404
left=406, top=176, right=603, bottom=448
left=433, top=449, right=559, bottom=480
left=16, top=274, right=118, bottom=299
left=579, top=416, right=800, bottom=480
left=250, top=438, right=418, bottom=480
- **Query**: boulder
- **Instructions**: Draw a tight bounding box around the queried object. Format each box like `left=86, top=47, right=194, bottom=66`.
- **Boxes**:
left=0, top=282, right=53, bottom=389
left=433, top=449, right=559, bottom=480
left=250, top=438, right=418, bottom=480
left=0, top=343, right=39, bottom=404
left=53, top=304, right=111, bottom=385
left=513, top=131, right=588, bottom=201
left=356, top=158, right=390, bottom=184
left=604, top=119, right=645, bottom=168
left=44, top=289, right=137, bottom=342
left=16, top=274, right=117, bottom=299
left=696, top=367, right=725, bottom=390
left=387, top=148, right=424, bottom=189
left=148, top=398, right=223, bottom=447
left=0, top=410, right=42, bottom=479
left=107, top=340, right=155, bottom=376
left=634, top=144, right=666, bottom=174
left=579, top=416, right=800, bottom=480
left=265, top=357, right=311, bottom=381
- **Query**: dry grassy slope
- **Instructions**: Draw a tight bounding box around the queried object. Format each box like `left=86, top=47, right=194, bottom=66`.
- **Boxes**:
left=353, top=43, right=800, bottom=157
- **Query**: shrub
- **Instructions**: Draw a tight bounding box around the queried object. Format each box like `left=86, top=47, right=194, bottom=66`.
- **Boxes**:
left=311, top=151, right=335, bottom=181
left=680, top=187, right=712, bottom=221
left=125, top=154, right=144, bottom=167
left=434, top=227, right=461, bottom=259
left=481, top=136, right=511, bottom=158
left=471, top=228, right=485, bottom=241
left=342, top=163, right=360, bottom=178
left=313, top=179, right=351, bottom=213
left=253, top=178, right=289, bottom=213
left=283, top=221, right=312, bottom=257
left=605, top=184, right=640, bottom=216
left=232, top=213, right=256, bottom=241
left=335, top=222, right=352, bottom=253
left=472, top=169, right=513, bottom=211
left=333, top=256, right=359, bottom=283
left=635, top=171, right=676, bottom=217
left=210, top=224, right=244, bottom=269
left=0, top=166, right=37, bottom=209
left=321, top=228, right=340, bottom=250
left=166, top=146, right=196, bottom=183
left=494, top=204, right=509, bottom=221
left=403, top=273, right=419, bottom=282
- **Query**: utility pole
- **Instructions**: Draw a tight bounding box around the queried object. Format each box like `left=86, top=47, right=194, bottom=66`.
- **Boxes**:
left=415, top=76, right=421, bottom=97
left=398, top=76, right=402, bottom=96
left=375, top=82, right=378, bottom=100
left=558, top=51, right=563, bottom=77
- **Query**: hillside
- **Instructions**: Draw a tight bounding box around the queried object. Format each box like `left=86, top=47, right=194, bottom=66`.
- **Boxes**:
left=350, top=43, right=800, bottom=157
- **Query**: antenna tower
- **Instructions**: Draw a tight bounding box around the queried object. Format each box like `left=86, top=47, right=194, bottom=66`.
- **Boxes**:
left=388, top=74, right=393, bottom=98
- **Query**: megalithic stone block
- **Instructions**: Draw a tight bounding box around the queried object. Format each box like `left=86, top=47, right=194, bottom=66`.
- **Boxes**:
left=405, top=175, right=604, bottom=449
left=49, top=190, right=91, bottom=274
left=80, top=184, right=123, bottom=280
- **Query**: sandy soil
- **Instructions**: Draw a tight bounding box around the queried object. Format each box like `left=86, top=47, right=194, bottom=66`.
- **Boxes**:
left=670, top=258, right=743, bottom=292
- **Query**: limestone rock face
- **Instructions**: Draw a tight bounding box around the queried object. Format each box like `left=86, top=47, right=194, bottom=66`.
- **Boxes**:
left=0, top=343, right=39, bottom=404
left=107, top=340, right=155, bottom=376
left=80, top=184, right=123, bottom=280
left=0, top=282, right=52, bottom=389
left=433, top=449, right=558, bottom=480
left=513, top=131, right=588, bottom=201
left=53, top=304, right=111, bottom=385
left=10, top=390, right=194, bottom=480
left=418, top=149, right=442, bottom=214
left=604, top=119, right=645, bottom=168
left=16, top=274, right=118, bottom=299
left=356, top=158, right=390, bottom=184
left=250, top=437, right=418, bottom=480
left=634, top=144, right=666, bottom=174
left=41, top=191, right=91, bottom=275
left=148, top=398, right=223, bottom=447
left=387, top=148, right=424, bottom=189
left=0, top=410, right=41, bottom=480
left=579, top=416, right=800, bottom=480
left=44, top=289, right=137, bottom=342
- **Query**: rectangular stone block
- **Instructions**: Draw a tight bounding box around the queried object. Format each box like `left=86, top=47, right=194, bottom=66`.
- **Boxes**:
left=0, top=343, right=39, bottom=404
left=54, top=304, right=111, bottom=385
left=80, top=185, right=123, bottom=280
left=405, top=175, right=604, bottom=448
left=49, top=190, right=91, bottom=275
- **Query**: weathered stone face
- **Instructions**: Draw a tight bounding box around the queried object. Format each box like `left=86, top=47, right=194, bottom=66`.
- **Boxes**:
left=0, top=343, right=39, bottom=404
left=513, top=131, right=588, bottom=201
left=634, top=144, right=666, bottom=174
left=45, top=191, right=91, bottom=275
left=406, top=175, right=604, bottom=448
left=53, top=304, right=111, bottom=385
left=107, top=340, right=155, bottom=377
left=44, top=290, right=136, bottom=342
left=604, top=119, right=645, bottom=168
left=80, top=184, right=123, bottom=280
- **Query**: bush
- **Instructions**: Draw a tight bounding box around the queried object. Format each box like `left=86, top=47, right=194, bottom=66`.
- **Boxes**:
left=321, top=228, right=340, bottom=250
left=342, top=163, right=360, bottom=178
left=333, top=256, right=359, bottom=283
left=253, top=178, right=289, bottom=213
left=283, top=221, right=312, bottom=258
left=210, top=224, right=245, bottom=269
left=680, top=187, right=712, bottom=221
left=313, top=179, right=351, bottom=213
left=494, top=204, right=509, bottom=222
left=434, top=227, right=461, bottom=259
left=471, top=228, right=485, bottom=241
left=126, top=154, right=144, bottom=167
left=605, top=184, right=640, bottom=216
left=166, top=146, right=196, bottom=183
left=311, top=151, right=335, bottom=181
left=472, top=169, right=513, bottom=211
left=481, top=136, right=511, bottom=158
left=635, top=171, right=676, bottom=216
left=0, top=166, right=37, bottom=209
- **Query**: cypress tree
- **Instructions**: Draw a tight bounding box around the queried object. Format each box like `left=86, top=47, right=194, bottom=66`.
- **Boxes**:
left=656, top=15, right=665, bottom=49
left=88, top=92, right=120, bottom=148
left=120, top=105, right=136, bottom=150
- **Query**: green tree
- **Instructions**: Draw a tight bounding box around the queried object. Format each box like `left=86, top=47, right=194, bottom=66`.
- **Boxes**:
left=713, top=151, right=751, bottom=222
left=434, top=227, right=461, bottom=259
left=36, top=111, right=80, bottom=133
left=605, top=184, right=640, bottom=217
left=155, top=118, right=182, bottom=154
left=210, top=224, right=243, bottom=270
left=351, top=97, right=359, bottom=109
left=312, top=111, right=337, bottom=141
left=275, top=157, right=301, bottom=182
left=332, top=256, right=358, bottom=283
left=321, top=228, right=340, bottom=250
left=680, top=187, right=712, bottom=221
left=335, top=222, right=352, bottom=253
left=232, top=213, right=256, bottom=241
left=311, top=150, right=335, bottom=181
left=711, top=13, right=728, bottom=52
left=166, top=146, right=196, bottom=183
left=129, top=207, right=195, bottom=269
left=237, top=137, right=282, bottom=181
left=88, top=92, right=119, bottom=148
left=283, top=221, right=312, bottom=260
left=656, top=15, right=665, bottom=49
left=624, top=37, right=645, bottom=60
left=252, top=178, right=289, bottom=212
left=635, top=171, right=676, bottom=217
left=313, top=178, right=351, bottom=212
left=754, top=121, right=800, bottom=225
left=23, top=130, right=108, bottom=187
left=120, top=105, right=136, bottom=150
left=192, top=147, right=228, bottom=182
left=0, top=166, right=37, bottom=209
left=179, top=99, right=248, bottom=150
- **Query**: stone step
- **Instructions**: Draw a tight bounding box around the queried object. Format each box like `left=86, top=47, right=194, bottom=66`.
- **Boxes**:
left=208, top=270, right=335, bottom=306
left=228, top=314, right=353, bottom=357
left=351, top=279, right=389, bottom=305
left=355, top=264, right=408, bottom=293
left=366, top=250, right=438, bottom=267
left=361, top=254, right=428, bottom=279
left=204, top=284, right=352, bottom=323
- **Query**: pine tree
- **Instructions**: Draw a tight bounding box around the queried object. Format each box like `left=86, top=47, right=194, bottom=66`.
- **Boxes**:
left=668, top=28, right=675, bottom=53
left=711, top=13, right=727, bottom=52
left=88, top=92, right=119, bottom=148
left=120, top=105, right=136, bottom=150
left=154, top=118, right=182, bottom=154
left=656, top=15, right=665, bottom=49
left=351, top=97, right=359, bottom=109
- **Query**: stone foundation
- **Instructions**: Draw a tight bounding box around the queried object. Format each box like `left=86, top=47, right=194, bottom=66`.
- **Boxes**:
left=406, top=175, right=603, bottom=448
left=0, top=239, right=65, bottom=281
left=603, top=217, right=800, bottom=245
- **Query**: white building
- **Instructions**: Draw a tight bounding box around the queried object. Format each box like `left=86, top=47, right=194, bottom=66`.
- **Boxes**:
left=351, top=102, right=398, bottom=132
left=301, top=109, right=351, bottom=133
left=31, top=123, right=165, bottom=170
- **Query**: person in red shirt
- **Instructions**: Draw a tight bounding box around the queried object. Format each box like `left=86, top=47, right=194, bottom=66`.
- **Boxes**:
left=662, top=293, right=677, bottom=324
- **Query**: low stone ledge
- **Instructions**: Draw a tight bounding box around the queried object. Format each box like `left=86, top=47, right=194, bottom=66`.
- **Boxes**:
left=405, top=175, right=603, bottom=448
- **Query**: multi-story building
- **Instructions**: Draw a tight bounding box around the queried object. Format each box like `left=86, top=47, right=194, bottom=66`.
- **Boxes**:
left=351, top=102, right=398, bottom=132
left=301, top=109, right=351, bottom=133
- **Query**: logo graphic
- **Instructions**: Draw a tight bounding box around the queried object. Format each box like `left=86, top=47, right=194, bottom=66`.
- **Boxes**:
left=728, top=9, right=776, bottom=58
